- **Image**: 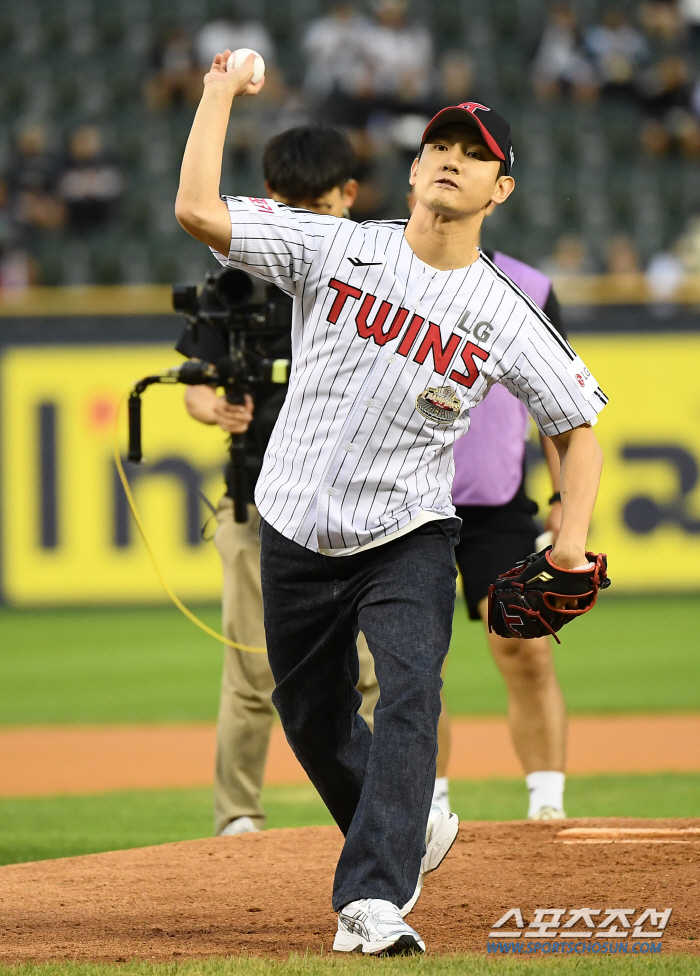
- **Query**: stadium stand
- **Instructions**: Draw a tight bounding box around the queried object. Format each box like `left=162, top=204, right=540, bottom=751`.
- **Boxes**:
left=0, top=0, right=699, bottom=285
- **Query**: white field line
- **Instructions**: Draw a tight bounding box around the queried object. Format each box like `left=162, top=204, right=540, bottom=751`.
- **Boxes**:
left=561, top=838, right=700, bottom=845
left=558, top=827, right=700, bottom=837
left=558, top=827, right=700, bottom=845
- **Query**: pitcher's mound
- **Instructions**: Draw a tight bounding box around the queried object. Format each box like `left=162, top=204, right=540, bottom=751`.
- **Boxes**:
left=0, top=820, right=698, bottom=961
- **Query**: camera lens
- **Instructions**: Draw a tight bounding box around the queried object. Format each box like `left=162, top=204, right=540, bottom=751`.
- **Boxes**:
left=171, top=284, right=198, bottom=315
left=214, top=268, right=255, bottom=307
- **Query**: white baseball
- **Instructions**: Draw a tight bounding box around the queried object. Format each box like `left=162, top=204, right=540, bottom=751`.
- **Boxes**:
left=226, top=48, right=265, bottom=84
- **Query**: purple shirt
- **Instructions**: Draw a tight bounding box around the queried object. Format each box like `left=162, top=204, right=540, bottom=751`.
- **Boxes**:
left=452, top=252, right=553, bottom=507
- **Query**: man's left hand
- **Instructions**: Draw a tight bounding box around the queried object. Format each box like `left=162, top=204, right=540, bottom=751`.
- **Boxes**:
left=213, top=393, right=254, bottom=433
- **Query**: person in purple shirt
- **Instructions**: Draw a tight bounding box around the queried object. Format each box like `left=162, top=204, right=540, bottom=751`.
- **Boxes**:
left=435, top=249, right=569, bottom=821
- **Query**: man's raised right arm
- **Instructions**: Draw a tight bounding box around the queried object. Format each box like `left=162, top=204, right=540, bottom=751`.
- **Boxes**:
left=175, top=51, right=264, bottom=255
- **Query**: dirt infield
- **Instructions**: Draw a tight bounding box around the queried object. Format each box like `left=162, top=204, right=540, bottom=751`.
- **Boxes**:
left=2, top=714, right=700, bottom=797
left=0, top=819, right=698, bottom=961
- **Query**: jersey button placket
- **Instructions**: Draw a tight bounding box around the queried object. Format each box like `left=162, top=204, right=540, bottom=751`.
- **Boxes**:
left=316, top=353, right=380, bottom=546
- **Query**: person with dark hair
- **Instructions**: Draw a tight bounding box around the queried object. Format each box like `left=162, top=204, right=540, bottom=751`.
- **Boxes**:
left=366, top=0, right=433, bottom=113
left=176, top=53, right=607, bottom=954
left=146, top=27, right=202, bottom=111
left=262, top=124, right=358, bottom=213
left=531, top=2, right=599, bottom=102
left=584, top=8, right=649, bottom=100
left=637, top=0, right=700, bottom=155
left=56, top=127, right=124, bottom=233
left=176, top=124, right=371, bottom=839
left=302, top=2, right=373, bottom=116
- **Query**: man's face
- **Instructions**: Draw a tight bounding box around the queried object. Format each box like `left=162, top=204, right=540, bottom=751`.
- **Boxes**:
left=267, top=180, right=358, bottom=217
left=409, top=124, right=513, bottom=218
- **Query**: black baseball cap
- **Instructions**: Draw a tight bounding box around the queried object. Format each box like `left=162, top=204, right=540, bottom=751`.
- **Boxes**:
left=421, top=102, right=514, bottom=175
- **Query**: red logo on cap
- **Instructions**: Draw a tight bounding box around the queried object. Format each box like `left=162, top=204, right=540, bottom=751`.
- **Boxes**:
left=458, top=102, right=491, bottom=114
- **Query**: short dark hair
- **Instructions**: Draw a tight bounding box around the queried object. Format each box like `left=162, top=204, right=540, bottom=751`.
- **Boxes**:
left=263, top=124, right=356, bottom=202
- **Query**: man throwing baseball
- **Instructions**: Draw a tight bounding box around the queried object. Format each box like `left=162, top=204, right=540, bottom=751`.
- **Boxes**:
left=176, top=52, right=608, bottom=955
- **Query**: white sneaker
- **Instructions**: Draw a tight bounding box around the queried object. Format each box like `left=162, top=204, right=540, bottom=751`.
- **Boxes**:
left=219, top=816, right=259, bottom=836
left=333, top=898, right=425, bottom=955
left=400, top=804, right=459, bottom=917
left=530, top=806, right=566, bottom=821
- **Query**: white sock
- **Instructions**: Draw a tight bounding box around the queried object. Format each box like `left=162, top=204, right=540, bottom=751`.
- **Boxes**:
left=432, top=776, right=451, bottom=815
left=526, top=770, right=565, bottom=818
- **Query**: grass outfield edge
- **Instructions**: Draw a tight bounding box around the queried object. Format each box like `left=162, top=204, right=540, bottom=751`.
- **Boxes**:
left=3, top=597, right=700, bottom=723
left=2, top=773, right=700, bottom=868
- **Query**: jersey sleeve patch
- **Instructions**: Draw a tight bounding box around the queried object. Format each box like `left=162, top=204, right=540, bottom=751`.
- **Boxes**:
left=566, top=355, right=599, bottom=401
left=242, top=196, right=281, bottom=216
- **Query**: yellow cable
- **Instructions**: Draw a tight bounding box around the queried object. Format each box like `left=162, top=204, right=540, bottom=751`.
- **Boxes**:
left=113, top=392, right=266, bottom=653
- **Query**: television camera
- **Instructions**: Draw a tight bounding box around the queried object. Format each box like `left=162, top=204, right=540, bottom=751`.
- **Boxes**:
left=127, top=267, right=291, bottom=523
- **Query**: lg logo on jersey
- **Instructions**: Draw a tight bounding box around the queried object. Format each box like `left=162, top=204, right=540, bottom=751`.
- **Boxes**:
left=454, top=309, right=494, bottom=343
left=326, top=278, right=490, bottom=389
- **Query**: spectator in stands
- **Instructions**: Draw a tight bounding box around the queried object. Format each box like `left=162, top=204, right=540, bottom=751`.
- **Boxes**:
left=194, top=7, right=282, bottom=173
left=366, top=0, right=433, bottom=113
left=637, top=57, right=700, bottom=155
left=646, top=248, right=685, bottom=301
left=606, top=234, right=641, bottom=274
left=56, top=127, right=124, bottom=233
left=679, top=0, right=700, bottom=53
left=6, top=125, right=65, bottom=235
left=585, top=8, right=650, bottom=99
left=0, top=248, right=33, bottom=291
left=302, top=0, right=431, bottom=219
left=331, top=125, right=389, bottom=221
left=6, top=125, right=56, bottom=199
left=637, top=0, right=700, bottom=154
left=433, top=50, right=476, bottom=108
left=146, top=27, right=202, bottom=111
left=605, top=234, right=643, bottom=300
left=675, top=213, right=700, bottom=272
left=0, top=176, right=34, bottom=291
left=302, top=2, right=373, bottom=116
left=194, top=12, right=274, bottom=69
left=541, top=234, right=593, bottom=276
left=304, top=0, right=432, bottom=131
left=640, top=0, right=686, bottom=52
left=531, top=2, right=599, bottom=103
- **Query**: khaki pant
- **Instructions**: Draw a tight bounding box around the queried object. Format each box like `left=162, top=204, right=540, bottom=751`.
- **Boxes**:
left=213, top=497, right=379, bottom=834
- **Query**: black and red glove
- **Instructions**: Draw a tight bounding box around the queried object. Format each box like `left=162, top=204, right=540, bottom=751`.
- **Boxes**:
left=488, top=548, right=610, bottom=644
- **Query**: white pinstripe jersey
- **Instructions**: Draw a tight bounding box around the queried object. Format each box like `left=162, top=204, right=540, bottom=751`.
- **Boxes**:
left=213, top=196, right=608, bottom=554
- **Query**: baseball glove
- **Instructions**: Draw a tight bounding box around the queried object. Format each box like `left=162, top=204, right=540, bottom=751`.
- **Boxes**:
left=487, top=547, right=610, bottom=644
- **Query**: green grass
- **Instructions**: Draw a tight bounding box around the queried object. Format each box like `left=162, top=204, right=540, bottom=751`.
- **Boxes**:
left=0, top=606, right=224, bottom=724
left=1, top=773, right=699, bottom=868
left=0, top=783, right=332, bottom=867
left=0, top=597, right=698, bottom=724
left=1, top=955, right=699, bottom=975
left=444, top=594, right=700, bottom=716
left=449, top=773, right=700, bottom=821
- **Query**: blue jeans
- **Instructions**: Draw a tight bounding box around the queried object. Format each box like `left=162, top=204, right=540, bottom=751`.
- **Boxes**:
left=259, top=517, right=459, bottom=911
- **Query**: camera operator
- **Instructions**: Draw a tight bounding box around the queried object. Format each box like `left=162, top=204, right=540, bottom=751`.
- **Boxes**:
left=176, top=124, right=379, bottom=837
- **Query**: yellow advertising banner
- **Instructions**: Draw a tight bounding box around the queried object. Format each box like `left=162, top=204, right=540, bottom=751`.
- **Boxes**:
left=2, top=335, right=700, bottom=604
left=1, top=345, right=228, bottom=603
left=528, top=334, right=700, bottom=590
